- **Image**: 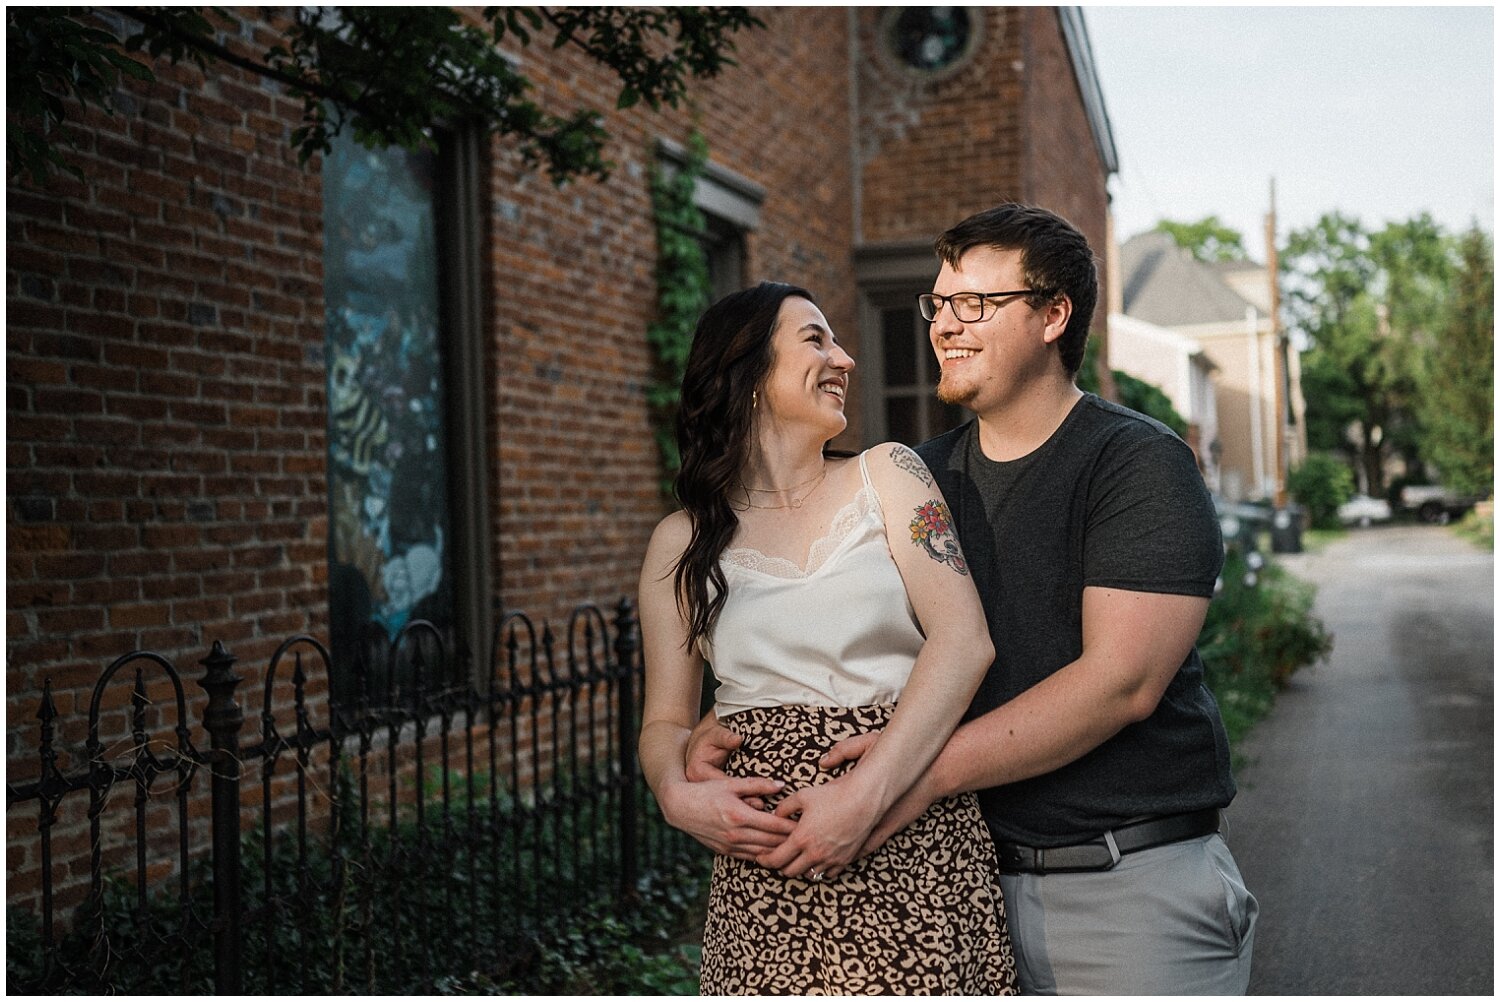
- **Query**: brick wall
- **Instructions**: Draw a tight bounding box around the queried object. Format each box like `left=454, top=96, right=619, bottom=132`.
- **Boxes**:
left=487, top=6, right=857, bottom=620
left=1020, top=8, right=1112, bottom=338
left=854, top=8, right=1027, bottom=245
left=6, top=5, right=857, bottom=911
left=7, top=6, right=328, bottom=747
left=7, top=6, right=331, bottom=907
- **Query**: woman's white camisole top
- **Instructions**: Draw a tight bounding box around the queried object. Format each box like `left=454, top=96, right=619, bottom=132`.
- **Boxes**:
left=701, top=451, right=927, bottom=717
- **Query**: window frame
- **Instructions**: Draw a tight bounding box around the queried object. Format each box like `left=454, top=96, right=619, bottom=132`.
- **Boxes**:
left=435, top=124, right=493, bottom=675
left=321, top=123, right=492, bottom=696
left=855, top=244, right=967, bottom=446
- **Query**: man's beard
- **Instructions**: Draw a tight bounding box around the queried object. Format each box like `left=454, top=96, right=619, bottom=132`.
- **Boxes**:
left=935, top=370, right=976, bottom=407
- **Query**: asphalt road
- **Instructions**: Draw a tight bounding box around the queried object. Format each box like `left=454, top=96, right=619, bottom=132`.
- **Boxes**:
left=1227, top=524, right=1494, bottom=994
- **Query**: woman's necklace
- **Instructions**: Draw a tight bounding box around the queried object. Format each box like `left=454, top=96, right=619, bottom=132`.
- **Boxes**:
left=736, top=465, right=828, bottom=510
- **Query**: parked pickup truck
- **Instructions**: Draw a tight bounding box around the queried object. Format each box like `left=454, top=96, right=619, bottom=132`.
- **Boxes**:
left=1398, top=485, right=1483, bottom=524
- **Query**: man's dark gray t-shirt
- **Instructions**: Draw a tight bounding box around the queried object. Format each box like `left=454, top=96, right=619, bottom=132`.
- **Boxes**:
left=917, top=393, right=1235, bottom=847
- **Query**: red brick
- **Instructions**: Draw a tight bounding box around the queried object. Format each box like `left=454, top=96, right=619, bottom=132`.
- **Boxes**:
left=72, top=525, right=137, bottom=550
left=109, top=603, right=171, bottom=629
left=169, top=401, right=227, bottom=424
left=65, top=312, right=135, bottom=339
left=38, top=607, right=106, bottom=633
left=8, top=359, right=68, bottom=385
left=141, top=525, right=202, bottom=549
left=8, top=525, right=70, bottom=552
left=9, top=580, right=71, bottom=607
left=104, top=393, right=170, bottom=420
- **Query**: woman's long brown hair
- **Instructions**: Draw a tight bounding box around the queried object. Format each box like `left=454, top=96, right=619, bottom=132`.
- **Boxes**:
left=672, top=282, right=815, bottom=651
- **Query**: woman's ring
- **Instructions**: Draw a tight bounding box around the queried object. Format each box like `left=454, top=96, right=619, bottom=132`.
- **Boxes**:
left=810, top=871, right=825, bottom=882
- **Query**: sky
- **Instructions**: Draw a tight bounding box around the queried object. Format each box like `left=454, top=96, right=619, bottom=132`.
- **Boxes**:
left=1083, top=5, right=1494, bottom=262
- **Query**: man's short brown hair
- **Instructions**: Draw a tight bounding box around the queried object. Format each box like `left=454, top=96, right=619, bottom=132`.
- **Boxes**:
left=935, top=203, right=1098, bottom=374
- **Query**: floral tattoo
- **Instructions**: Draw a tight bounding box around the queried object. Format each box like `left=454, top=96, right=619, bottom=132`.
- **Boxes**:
left=909, top=500, right=969, bottom=576
left=889, top=444, right=934, bottom=487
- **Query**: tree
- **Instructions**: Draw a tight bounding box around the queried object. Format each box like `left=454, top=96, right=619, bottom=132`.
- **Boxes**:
left=1287, top=453, right=1355, bottom=530
left=1281, top=211, right=1456, bottom=495
left=1155, top=215, right=1248, bottom=263
left=1419, top=226, right=1494, bottom=497
left=7, top=7, right=762, bottom=187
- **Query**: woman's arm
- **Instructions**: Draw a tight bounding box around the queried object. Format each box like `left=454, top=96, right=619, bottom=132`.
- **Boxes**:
left=637, top=512, right=796, bottom=858
left=758, top=444, right=993, bottom=879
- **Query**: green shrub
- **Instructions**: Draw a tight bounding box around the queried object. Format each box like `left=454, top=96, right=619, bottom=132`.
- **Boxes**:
left=1073, top=347, right=1191, bottom=438
left=435, top=855, right=708, bottom=995
left=1287, top=453, right=1355, bottom=530
left=1199, top=550, right=1334, bottom=749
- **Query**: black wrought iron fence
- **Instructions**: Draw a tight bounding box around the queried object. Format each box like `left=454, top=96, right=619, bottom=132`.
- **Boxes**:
left=5, top=598, right=703, bottom=994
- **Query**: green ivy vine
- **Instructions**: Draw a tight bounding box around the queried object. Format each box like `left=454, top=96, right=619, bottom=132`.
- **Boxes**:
left=646, top=131, right=712, bottom=493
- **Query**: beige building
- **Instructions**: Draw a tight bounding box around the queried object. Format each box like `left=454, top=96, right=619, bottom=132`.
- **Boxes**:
left=1119, top=231, right=1307, bottom=502
left=1107, top=311, right=1220, bottom=487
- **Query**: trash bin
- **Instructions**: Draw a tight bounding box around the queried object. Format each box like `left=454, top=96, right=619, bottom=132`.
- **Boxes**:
left=1271, top=504, right=1303, bottom=553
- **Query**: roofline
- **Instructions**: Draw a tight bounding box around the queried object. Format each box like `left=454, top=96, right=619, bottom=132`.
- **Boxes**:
left=1056, top=7, right=1119, bottom=176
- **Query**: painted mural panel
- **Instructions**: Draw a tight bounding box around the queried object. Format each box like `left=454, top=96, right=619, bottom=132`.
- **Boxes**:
left=323, top=134, right=452, bottom=699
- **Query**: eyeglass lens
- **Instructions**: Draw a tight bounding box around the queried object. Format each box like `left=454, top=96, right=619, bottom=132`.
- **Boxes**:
left=918, top=294, right=989, bottom=322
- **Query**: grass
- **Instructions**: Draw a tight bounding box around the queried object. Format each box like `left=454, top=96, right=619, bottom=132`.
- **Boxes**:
left=1452, top=505, right=1494, bottom=550
left=1300, top=527, right=1346, bottom=552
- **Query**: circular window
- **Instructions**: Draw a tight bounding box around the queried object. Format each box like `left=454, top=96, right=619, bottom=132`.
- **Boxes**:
left=885, top=7, right=978, bottom=74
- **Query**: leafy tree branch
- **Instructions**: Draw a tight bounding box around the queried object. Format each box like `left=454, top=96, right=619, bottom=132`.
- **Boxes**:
left=7, top=6, right=762, bottom=187
left=1155, top=215, right=1247, bottom=263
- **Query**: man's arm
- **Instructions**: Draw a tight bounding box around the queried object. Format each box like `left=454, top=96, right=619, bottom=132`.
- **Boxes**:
left=833, top=586, right=1210, bottom=852
left=934, top=586, right=1207, bottom=790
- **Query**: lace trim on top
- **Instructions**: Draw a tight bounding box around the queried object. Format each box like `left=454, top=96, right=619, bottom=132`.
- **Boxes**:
left=722, top=485, right=881, bottom=579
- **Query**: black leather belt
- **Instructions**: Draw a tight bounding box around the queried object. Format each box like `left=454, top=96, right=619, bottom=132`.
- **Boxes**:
left=997, top=808, right=1222, bottom=874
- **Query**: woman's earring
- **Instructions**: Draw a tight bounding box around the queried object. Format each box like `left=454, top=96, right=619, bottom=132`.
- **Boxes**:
left=752, top=390, right=758, bottom=410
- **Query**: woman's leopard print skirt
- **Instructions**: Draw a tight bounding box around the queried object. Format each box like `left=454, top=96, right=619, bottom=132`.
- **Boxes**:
left=700, top=703, right=1017, bottom=995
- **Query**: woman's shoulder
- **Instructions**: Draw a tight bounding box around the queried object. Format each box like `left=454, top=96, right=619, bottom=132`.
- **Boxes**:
left=861, top=442, right=936, bottom=491
left=850, top=444, right=944, bottom=526
left=642, top=509, right=693, bottom=577
left=649, top=509, right=693, bottom=549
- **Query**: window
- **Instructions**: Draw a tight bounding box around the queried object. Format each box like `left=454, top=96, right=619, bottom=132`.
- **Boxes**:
left=882, top=7, right=983, bottom=77
left=657, top=137, right=763, bottom=303
left=859, top=286, right=967, bottom=447
left=322, top=129, right=488, bottom=701
left=702, top=213, right=746, bottom=304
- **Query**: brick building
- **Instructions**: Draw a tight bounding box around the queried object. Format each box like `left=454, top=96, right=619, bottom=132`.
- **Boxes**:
left=7, top=7, right=1116, bottom=908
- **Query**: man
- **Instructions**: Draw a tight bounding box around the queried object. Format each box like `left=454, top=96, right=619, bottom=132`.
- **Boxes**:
left=688, top=203, right=1257, bottom=993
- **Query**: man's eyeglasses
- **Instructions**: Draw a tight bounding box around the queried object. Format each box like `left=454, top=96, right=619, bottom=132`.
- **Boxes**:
left=916, top=289, right=1053, bottom=323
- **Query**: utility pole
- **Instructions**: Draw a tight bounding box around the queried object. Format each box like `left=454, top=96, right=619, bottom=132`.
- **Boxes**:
left=1267, top=178, right=1287, bottom=507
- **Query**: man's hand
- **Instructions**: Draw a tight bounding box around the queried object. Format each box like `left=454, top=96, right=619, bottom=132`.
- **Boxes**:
left=855, top=771, right=941, bottom=859
left=756, top=775, right=879, bottom=881
left=661, top=777, right=795, bottom=860
left=818, top=730, right=878, bottom=771
left=817, top=730, right=942, bottom=864
left=685, top=714, right=741, bottom=782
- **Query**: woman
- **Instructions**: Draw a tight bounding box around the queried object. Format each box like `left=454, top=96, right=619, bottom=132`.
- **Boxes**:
left=637, top=283, right=1016, bottom=994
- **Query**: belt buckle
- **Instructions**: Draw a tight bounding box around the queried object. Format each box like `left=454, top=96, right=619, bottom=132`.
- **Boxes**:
left=1101, top=828, right=1122, bottom=868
